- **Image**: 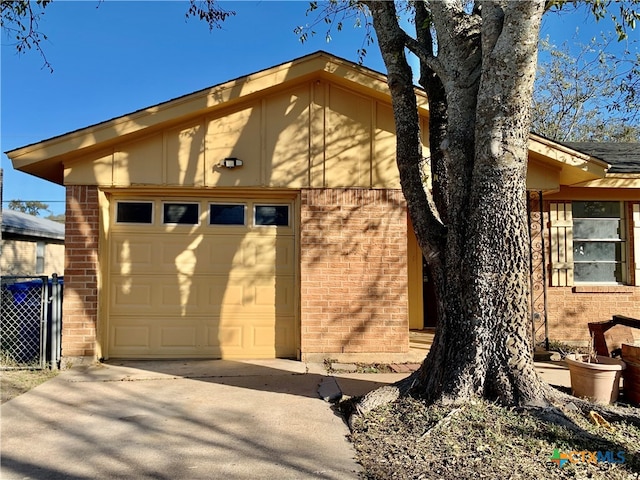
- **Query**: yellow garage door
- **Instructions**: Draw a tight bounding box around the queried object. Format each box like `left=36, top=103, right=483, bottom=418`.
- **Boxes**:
left=107, top=197, right=297, bottom=359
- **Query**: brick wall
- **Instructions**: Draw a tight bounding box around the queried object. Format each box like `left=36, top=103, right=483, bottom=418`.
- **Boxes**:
left=63, top=185, right=99, bottom=359
left=547, top=287, right=640, bottom=345
left=300, top=188, right=409, bottom=356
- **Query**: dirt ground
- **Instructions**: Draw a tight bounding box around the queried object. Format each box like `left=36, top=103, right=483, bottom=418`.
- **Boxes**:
left=1, top=369, right=58, bottom=404
left=348, top=395, right=640, bottom=479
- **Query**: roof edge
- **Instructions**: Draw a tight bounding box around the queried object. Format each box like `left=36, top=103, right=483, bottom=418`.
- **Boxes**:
left=529, top=133, right=610, bottom=170
left=5, top=51, right=393, bottom=160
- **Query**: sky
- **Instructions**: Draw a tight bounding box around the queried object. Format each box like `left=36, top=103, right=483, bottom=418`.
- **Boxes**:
left=1, top=1, right=637, bottom=217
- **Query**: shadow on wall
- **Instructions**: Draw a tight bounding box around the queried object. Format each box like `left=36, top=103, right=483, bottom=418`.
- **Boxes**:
left=64, top=59, right=405, bottom=361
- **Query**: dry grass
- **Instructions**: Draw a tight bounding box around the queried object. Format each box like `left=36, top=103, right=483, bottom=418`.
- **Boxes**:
left=350, top=396, right=640, bottom=479
left=0, top=369, right=58, bottom=404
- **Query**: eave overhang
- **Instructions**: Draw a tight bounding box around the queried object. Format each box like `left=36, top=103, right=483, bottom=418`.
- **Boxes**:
left=6, top=52, right=616, bottom=192
left=6, top=51, right=429, bottom=186
left=528, top=134, right=609, bottom=187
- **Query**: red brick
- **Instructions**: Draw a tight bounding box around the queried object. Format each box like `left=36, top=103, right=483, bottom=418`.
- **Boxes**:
left=300, top=188, right=408, bottom=355
left=63, top=185, right=99, bottom=359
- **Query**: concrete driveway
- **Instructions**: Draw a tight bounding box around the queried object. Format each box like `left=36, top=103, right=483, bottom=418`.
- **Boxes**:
left=1, top=359, right=398, bottom=480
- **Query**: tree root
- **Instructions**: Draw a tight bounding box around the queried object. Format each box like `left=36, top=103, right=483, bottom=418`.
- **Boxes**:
left=550, top=389, right=640, bottom=429
left=342, top=370, right=640, bottom=435
left=345, top=370, right=421, bottom=429
left=517, top=388, right=640, bottom=443
left=419, top=406, right=463, bottom=439
left=523, top=405, right=603, bottom=441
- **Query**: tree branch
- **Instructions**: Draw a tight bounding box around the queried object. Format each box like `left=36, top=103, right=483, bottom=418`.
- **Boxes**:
left=403, top=32, right=447, bottom=83
left=414, top=1, right=449, bottom=225
left=478, top=1, right=505, bottom=56
left=1, top=0, right=53, bottom=71
left=427, top=0, right=483, bottom=90
left=364, top=0, right=447, bottom=266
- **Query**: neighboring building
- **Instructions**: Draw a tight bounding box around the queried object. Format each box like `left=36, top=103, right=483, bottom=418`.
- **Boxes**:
left=1, top=209, right=65, bottom=276
left=6, top=52, right=640, bottom=364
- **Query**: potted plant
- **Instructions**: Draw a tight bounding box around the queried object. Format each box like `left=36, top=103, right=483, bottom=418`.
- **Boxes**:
left=565, top=342, right=626, bottom=404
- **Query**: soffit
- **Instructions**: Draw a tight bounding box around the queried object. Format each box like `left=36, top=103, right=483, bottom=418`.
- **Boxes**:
left=528, top=134, right=609, bottom=185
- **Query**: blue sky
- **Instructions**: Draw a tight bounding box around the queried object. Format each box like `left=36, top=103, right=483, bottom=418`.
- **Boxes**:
left=1, top=1, right=637, bottom=216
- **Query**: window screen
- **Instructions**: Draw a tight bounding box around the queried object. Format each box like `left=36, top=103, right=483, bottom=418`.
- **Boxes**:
left=572, top=201, right=625, bottom=284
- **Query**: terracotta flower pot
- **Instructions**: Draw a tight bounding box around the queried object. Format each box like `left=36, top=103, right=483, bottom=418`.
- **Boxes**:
left=565, top=354, right=626, bottom=404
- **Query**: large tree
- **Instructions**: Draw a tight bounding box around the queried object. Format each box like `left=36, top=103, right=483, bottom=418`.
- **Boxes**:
left=299, top=1, right=638, bottom=417
left=358, top=0, right=550, bottom=409
left=3, top=0, right=638, bottom=413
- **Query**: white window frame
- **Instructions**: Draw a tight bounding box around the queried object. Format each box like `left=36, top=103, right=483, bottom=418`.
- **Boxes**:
left=208, top=202, right=247, bottom=227
left=253, top=203, right=291, bottom=228
left=115, top=201, right=154, bottom=225
left=162, top=201, right=201, bottom=226
left=36, top=241, right=45, bottom=274
left=571, top=201, right=627, bottom=285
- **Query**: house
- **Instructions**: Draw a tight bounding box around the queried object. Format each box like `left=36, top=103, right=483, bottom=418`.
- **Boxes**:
left=530, top=142, right=640, bottom=348
left=6, top=52, right=640, bottom=364
left=1, top=209, right=65, bottom=276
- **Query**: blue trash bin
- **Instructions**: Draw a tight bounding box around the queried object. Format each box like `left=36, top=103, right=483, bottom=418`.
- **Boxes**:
left=5, top=279, right=45, bottom=363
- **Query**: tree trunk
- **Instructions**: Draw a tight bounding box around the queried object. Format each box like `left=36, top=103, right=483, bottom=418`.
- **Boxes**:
left=357, top=0, right=552, bottom=415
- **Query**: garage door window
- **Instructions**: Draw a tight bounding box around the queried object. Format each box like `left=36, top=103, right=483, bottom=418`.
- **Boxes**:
left=210, top=204, right=245, bottom=225
left=255, top=205, right=289, bottom=226
left=116, top=202, right=153, bottom=224
left=163, top=202, right=200, bottom=225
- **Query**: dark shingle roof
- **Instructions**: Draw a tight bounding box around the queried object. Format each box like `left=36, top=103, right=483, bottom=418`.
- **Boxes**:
left=1, top=210, right=64, bottom=241
left=563, top=142, right=640, bottom=174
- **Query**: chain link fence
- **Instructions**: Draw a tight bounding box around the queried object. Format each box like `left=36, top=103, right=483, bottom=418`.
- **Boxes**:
left=1, top=275, right=63, bottom=370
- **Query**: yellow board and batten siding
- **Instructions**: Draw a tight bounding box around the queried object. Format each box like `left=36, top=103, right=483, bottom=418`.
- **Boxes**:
left=64, top=81, right=405, bottom=189
left=63, top=75, right=418, bottom=359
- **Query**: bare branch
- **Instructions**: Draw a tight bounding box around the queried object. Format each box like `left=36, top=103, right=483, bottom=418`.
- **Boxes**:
left=365, top=0, right=447, bottom=266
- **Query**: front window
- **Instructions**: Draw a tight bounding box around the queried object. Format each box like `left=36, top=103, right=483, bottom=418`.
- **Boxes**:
left=572, top=201, right=626, bottom=284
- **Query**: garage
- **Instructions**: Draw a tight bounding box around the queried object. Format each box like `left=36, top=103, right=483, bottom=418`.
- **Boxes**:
left=106, top=196, right=297, bottom=359
left=9, top=52, right=420, bottom=363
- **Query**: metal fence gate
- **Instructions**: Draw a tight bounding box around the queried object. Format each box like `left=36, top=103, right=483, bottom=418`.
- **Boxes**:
left=0, top=274, right=63, bottom=369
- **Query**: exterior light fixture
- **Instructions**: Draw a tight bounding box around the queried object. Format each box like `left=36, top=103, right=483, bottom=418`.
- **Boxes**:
left=220, top=157, right=243, bottom=168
